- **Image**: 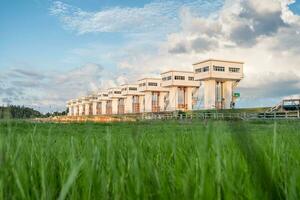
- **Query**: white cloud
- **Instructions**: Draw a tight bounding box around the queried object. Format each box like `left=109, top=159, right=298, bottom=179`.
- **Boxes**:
left=50, top=0, right=223, bottom=34
left=114, top=0, right=300, bottom=104
left=0, top=63, right=126, bottom=112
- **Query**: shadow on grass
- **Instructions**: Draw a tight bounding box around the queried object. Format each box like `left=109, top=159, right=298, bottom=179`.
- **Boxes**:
left=227, top=121, right=284, bottom=199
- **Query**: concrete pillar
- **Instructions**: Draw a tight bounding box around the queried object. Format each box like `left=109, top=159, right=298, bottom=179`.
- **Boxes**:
left=125, top=96, right=133, bottom=114
left=186, top=87, right=193, bottom=111
left=92, top=101, right=97, bottom=115
left=139, top=96, right=145, bottom=113
left=167, top=87, right=177, bottom=111
left=73, top=106, right=78, bottom=116
left=223, top=81, right=233, bottom=109
left=159, top=92, right=167, bottom=112
left=84, top=104, right=90, bottom=116
left=144, top=92, right=152, bottom=112
left=204, top=80, right=216, bottom=109
left=78, top=104, right=83, bottom=116
left=112, top=99, right=118, bottom=114
left=101, top=101, right=107, bottom=115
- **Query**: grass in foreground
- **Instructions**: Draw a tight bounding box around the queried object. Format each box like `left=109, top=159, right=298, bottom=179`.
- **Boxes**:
left=0, top=120, right=300, bottom=199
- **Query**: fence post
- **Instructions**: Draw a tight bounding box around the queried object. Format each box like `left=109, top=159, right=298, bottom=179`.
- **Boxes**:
left=285, top=112, right=288, bottom=119
left=180, top=114, right=183, bottom=120
left=298, top=111, right=300, bottom=119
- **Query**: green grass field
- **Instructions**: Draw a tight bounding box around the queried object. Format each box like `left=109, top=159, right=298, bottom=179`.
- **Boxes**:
left=0, top=120, right=300, bottom=199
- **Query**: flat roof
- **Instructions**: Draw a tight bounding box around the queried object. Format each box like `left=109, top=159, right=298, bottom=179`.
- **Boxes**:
left=138, top=77, right=161, bottom=81
left=161, top=70, right=194, bottom=75
left=193, top=58, right=244, bottom=65
left=120, top=83, right=138, bottom=87
left=108, top=87, right=121, bottom=90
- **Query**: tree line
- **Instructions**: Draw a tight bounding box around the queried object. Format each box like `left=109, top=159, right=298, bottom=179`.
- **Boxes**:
left=0, top=105, right=67, bottom=119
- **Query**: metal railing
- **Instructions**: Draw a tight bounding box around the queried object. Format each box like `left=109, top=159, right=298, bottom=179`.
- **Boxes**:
left=139, top=111, right=300, bottom=121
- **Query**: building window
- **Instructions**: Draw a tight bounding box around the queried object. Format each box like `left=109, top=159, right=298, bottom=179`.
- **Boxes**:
left=148, top=82, right=158, bottom=86
left=213, top=66, right=225, bottom=72
left=162, top=76, right=172, bottom=81
left=229, top=67, right=240, bottom=73
left=103, top=94, right=108, bottom=97
left=139, top=83, right=146, bottom=87
left=195, top=66, right=209, bottom=73
left=114, top=91, right=121, bottom=94
left=188, top=77, right=194, bottom=81
left=174, top=76, right=185, bottom=80
left=129, top=87, right=137, bottom=91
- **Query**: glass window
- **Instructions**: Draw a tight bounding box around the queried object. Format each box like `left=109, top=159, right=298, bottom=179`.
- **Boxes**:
left=174, top=76, right=185, bottom=80
left=188, top=77, right=194, bottom=81
left=129, top=87, right=137, bottom=91
left=229, top=67, right=240, bottom=73
left=213, top=66, right=225, bottom=72
left=148, top=82, right=158, bottom=86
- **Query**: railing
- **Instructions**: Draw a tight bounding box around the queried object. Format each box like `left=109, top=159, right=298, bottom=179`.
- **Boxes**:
left=139, top=111, right=300, bottom=121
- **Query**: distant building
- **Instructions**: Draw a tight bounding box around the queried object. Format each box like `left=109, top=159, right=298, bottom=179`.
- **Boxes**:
left=193, top=59, right=244, bottom=109
left=67, top=58, right=244, bottom=116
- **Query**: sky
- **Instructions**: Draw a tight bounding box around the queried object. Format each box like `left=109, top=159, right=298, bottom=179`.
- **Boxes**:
left=0, top=0, right=300, bottom=112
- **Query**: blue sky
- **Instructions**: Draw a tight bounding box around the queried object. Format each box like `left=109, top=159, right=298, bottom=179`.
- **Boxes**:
left=0, top=0, right=300, bottom=112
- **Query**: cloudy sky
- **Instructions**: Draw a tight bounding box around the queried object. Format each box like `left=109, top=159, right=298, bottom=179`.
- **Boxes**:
left=0, top=0, right=300, bottom=112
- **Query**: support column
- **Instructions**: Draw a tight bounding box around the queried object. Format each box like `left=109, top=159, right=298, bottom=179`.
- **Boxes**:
left=159, top=92, right=167, bottom=112
left=144, top=92, right=152, bottom=112
left=101, top=101, right=107, bottom=115
left=139, top=96, right=145, bottom=113
left=78, top=104, right=83, bottom=116
left=186, top=87, right=193, bottom=111
left=112, top=99, right=118, bottom=114
left=167, top=87, right=177, bottom=111
left=223, top=81, right=233, bottom=109
left=84, top=104, right=90, bottom=116
left=125, top=96, right=133, bottom=114
left=92, top=101, right=98, bottom=115
left=204, top=80, right=216, bottom=109
left=73, top=105, right=78, bottom=116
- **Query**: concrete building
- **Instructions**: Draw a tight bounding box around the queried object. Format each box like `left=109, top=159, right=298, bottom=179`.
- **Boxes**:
left=138, top=78, right=169, bottom=112
left=121, top=84, right=144, bottom=113
left=107, top=88, right=124, bottom=115
left=161, top=70, right=200, bottom=111
left=193, top=59, right=244, bottom=109
left=67, top=58, right=244, bottom=115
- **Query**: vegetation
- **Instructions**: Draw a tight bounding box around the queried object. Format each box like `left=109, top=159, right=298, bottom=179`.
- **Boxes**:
left=0, top=105, right=43, bottom=119
left=0, top=120, right=299, bottom=199
left=0, top=105, right=67, bottom=119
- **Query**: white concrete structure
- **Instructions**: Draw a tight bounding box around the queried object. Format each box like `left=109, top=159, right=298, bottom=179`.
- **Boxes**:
left=161, top=71, right=200, bottom=111
left=121, top=84, right=144, bottom=113
left=67, top=58, right=244, bottom=115
left=193, top=59, right=244, bottom=109
left=138, top=78, right=169, bottom=112
left=107, top=88, right=124, bottom=115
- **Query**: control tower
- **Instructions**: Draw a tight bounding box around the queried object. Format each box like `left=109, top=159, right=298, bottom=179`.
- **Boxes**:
left=193, top=59, right=244, bottom=109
